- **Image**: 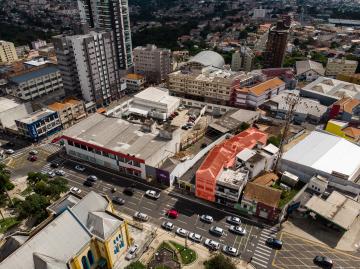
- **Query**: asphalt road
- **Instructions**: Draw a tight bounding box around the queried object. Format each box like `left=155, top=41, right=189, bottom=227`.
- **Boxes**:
left=38, top=155, right=278, bottom=268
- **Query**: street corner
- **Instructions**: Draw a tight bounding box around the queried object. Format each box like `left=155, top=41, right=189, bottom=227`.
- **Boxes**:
left=272, top=232, right=360, bottom=269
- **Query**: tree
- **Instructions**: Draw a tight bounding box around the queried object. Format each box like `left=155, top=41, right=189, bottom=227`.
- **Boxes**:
left=204, top=254, right=236, bottom=269
left=330, top=41, right=339, bottom=49
left=293, top=38, right=300, bottom=47
left=27, top=172, right=48, bottom=187
left=17, top=193, right=50, bottom=224
left=48, top=177, right=69, bottom=199
left=267, top=135, right=282, bottom=147
left=0, top=163, right=14, bottom=194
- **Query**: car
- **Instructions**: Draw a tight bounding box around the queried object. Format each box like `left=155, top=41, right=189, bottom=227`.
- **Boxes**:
left=70, top=187, right=81, bottom=194
left=188, top=232, right=202, bottom=243
left=229, top=225, right=246, bottom=235
left=7, top=142, right=15, bottom=147
left=55, top=169, right=65, bottom=176
left=75, top=165, right=85, bottom=172
left=161, top=221, right=174, bottom=231
left=86, top=175, right=97, bottom=182
left=209, top=226, right=224, bottom=236
left=83, top=180, right=94, bottom=187
left=200, top=214, right=213, bottom=223
left=176, top=228, right=189, bottom=237
left=226, top=216, right=241, bottom=225
left=166, top=209, right=178, bottom=218
left=29, top=150, right=38, bottom=155
left=204, top=239, right=220, bottom=250
left=145, top=190, right=160, bottom=199
left=50, top=162, right=60, bottom=168
left=125, top=244, right=139, bottom=260
left=123, top=186, right=135, bottom=196
left=133, top=212, right=149, bottom=222
left=5, top=149, right=14, bottom=154
left=28, top=155, right=37, bottom=162
left=313, top=256, right=333, bottom=268
left=266, top=238, right=283, bottom=250
left=47, top=171, right=56, bottom=178
left=112, top=196, right=125, bottom=205
left=222, top=245, right=238, bottom=257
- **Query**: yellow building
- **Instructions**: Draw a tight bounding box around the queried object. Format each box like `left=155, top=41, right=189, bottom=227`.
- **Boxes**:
left=325, top=58, right=358, bottom=77
left=0, top=191, right=132, bottom=269
left=325, top=119, right=360, bottom=142
left=48, top=98, right=87, bottom=128
left=0, top=40, right=18, bottom=64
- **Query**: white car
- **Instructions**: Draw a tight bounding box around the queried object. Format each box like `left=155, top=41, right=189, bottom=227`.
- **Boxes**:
left=29, top=150, right=38, bottom=155
left=222, top=245, right=238, bottom=257
left=188, top=232, right=202, bottom=243
left=145, top=190, right=160, bottom=199
left=133, top=212, right=149, bottom=222
left=125, top=244, right=138, bottom=260
left=229, top=225, right=246, bottom=235
left=55, top=169, right=65, bottom=176
left=204, top=239, right=220, bottom=250
left=47, top=171, right=56, bottom=178
left=200, top=214, right=213, bottom=223
left=5, top=149, right=14, bottom=154
left=161, top=221, right=174, bottom=231
left=226, top=216, right=241, bottom=225
left=176, top=228, right=188, bottom=237
left=70, top=187, right=81, bottom=194
left=75, top=165, right=86, bottom=172
left=209, top=226, right=224, bottom=236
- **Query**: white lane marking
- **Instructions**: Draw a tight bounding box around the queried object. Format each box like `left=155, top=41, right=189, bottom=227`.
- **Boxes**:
left=123, top=206, right=135, bottom=212
left=177, top=219, right=187, bottom=225
left=251, top=260, right=267, bottom=268
left=256, top=245, right=272, bottom=252
left=142, top=206, right=152, bottom=211
left=197, top=227, right=207, bottom=232
left=145, top=200, right=157, bottom=206
left=128, top=201, right=137, bottom=206
left=252, top=255, right=269, bottom=264
left=253, top=250, right=270, bottom=259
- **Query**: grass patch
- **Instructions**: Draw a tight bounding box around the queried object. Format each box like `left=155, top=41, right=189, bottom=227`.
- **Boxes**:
left=271, top=181, right=302, bottom=208
left=21, top=186, right=33, bottom=196
left=170, top=241, right=197, bottom=265
left=125, top=261, right=146, bottom=269
left=0, top=217, right=20, bottom=234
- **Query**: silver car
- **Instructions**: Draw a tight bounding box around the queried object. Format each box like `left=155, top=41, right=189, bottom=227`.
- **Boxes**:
left=226, top=216, right=241, bottom=225
left=209, top=226, right=224, bottom=236
left=188, top=232, right=202, bottom=243
left=222, top=245, right=238, bottom=257
left=200, top=214, right=213, bottom=223
left=176, top=228, right=188, bottom=237
left=133, top=212, right=149, bottom=222
left=204, top=239, right=220, bottom=250
left=145, top=190, right=160, bottom=199
left=229, top=225, right=246, bottom=235
left=161, top=221, right=174, bottom=231
left=125, top=244, right=138, bottom=260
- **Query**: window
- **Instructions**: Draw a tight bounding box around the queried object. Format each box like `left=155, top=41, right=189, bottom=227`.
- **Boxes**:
left=68, top=140, right=74, bottom=146
left=87, top=250, right=94, bottom=265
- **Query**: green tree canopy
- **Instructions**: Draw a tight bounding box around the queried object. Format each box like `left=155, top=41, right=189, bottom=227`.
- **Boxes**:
left=204, top=254, right=236, bottom=269
left=27, top=172, right=48, bottom=186
left=16, top=193, right=50, bottom=224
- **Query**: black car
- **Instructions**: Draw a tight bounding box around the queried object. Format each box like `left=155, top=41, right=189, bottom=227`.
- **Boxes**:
left=50, top=162, right=60, bottom=168
left=313, top=256, right=333, bottom=268
left=123, top=187, right=135, bottom=196
left=112, top=196, right=125, bottom=205
left=266, top=238, right=283, bottom=250
left=83, top=180, right=94, bottom=187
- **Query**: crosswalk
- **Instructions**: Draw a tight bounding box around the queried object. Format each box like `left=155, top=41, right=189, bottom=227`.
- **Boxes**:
left=39, top=143, right=62, bottom=155
left=40, top=157, right=64, bottom=174
left=251, top=226, right=278, bottom=269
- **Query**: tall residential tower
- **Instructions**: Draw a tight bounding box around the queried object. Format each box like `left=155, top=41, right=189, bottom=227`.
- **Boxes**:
left=77, top=0, right=133, bottom=70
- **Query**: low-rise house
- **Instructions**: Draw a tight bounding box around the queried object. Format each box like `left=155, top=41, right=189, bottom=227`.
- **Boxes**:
left=296, top=60, right=325, bottom=81
left=47, top=98, right=86, bottom=128
left=325, top=119, right=360, bottom=142
left=121, top=73, right=145, bottom=93
left=327, top=97, right=360, bottom=123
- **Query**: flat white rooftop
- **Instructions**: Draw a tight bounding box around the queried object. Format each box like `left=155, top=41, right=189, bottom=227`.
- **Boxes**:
left=134, top=87, right=179, bottom=107
left=0, top=97, right=21, bottom=113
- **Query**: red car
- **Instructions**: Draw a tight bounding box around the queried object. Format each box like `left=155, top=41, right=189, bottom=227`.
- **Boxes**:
left=28, top=155, right=37, bottom=162
left=166, top=209, right=179, bottom=218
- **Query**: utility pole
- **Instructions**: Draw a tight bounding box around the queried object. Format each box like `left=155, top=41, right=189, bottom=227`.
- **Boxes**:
left=273, top=92, right=301, bottom=172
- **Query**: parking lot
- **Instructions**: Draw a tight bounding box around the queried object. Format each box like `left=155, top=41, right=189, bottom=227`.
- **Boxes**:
left=272, top=232, right=360, bottom=269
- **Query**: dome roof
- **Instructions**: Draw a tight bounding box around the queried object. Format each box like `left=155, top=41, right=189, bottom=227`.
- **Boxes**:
left=188, top=50, right=225, bottom=68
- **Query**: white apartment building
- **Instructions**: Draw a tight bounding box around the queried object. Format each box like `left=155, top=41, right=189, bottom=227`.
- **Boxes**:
left=121, top=73, right=145, bottom=93
left=31, top=39, right=47, bottom=50
left=325, top=58, right=358, bottom=77
left=231, top=46, right=254, bottom=72
left=53, top=31, right=121, bottom=106
left=6, top=65, right=64, bottom=101
left=133, top=44, right=172, bottom=83
left=168, top=66, right=256, bottom=105
left=0, top=40, right=18, bottom=64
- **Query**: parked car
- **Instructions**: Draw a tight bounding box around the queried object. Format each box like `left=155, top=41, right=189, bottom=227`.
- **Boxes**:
left=112, top=196, right=125, bottom=205
left=70, top=187, right=81, bottom=194
left=47, top=171, right=56, bottom=178
left=226, top=216, right=241, bottom=225
left=55, top=169, right=65, bottom=176
left=229, top=225, right=246, bottom=235
left=86, top=175, right=97, bottom=182
left=83, top=180, right=94, bottom=187
left=204, top=239, right=220, bottom=250
left=188, top=232, right=202, bottom=243
left=123, top=186, right=135, bottom=196
left=125, top=244, right=139, bottom=260
left=50, top=162, right=60, bottom=168
left=133, top=212, right=149, bottom=222
left=200, top=214, right=213, bottom=223
left=161, top=221, right=174, bottom=231
left=75, top=165, right=85, bottom=172
left=209, top=226, right=224, bottom=236
left=145, top=190, right=160, bottom=199
left=313, top=256, right=333, bottom=268
left=166, top=209, right=179, bottom=218
left=29, top=150, right=38, bottom=155
left=266, top=238, right=283, bottom=250
left=222, top=245, right=238, bottom=257
left=28, top=155, right=37, bottom=162
left=176, top=228, right=188, bottom=237
left=5, top=149, right=14, bottom=154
